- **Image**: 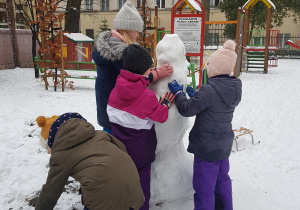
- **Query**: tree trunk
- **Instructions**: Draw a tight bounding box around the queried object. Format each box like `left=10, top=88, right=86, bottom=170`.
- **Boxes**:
left=201, top=0, right=210, bottom=46
left=6, top=0, right=21, bottom=68
left=32, top=28, right=39, bottom=78
left=65, top=0, right=82, bottom=33
left=142, top=0, right=146, bottom=46
left=202, top=0, right=210, bottom=22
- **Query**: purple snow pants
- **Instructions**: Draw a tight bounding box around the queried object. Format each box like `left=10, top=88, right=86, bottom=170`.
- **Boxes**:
left=193, top=157, right=233, bottom=210
left=138, top=164, right=151, bottom=210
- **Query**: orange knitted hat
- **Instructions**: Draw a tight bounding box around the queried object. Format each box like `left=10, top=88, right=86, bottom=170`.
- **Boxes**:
left=36, top=115, right=60, bottom=141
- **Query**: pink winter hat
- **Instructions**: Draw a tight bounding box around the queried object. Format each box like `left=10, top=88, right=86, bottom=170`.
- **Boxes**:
left=206, top=40, right=237, bottom=78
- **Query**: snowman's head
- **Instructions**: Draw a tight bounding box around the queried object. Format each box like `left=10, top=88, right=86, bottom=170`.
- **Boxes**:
left=156, top=34, right=189, bottom=67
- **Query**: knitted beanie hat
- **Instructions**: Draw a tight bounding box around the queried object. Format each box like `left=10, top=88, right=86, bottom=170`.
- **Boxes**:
left=114, top=1, right=143, bottom=32
left=122, top=44, right=153, bottom=75
left=206, top=40, right=237, bottom=78
left=47, top=113, right=86, bottom=148
left=36, top=115, right=60, bottom=140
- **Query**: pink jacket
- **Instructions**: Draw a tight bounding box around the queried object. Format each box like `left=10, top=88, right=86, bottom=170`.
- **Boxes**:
left=107, top=69, right=168, bottom=169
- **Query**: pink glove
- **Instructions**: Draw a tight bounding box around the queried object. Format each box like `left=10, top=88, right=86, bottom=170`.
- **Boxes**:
left=151, top=63, right=174, bottom=82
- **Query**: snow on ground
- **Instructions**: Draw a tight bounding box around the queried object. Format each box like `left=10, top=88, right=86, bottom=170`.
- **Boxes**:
left=0, top=59, right=300, bottom=209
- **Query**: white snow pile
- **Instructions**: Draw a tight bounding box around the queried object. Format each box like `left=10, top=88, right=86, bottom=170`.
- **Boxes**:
left=0, top=58, right=300, bottom=209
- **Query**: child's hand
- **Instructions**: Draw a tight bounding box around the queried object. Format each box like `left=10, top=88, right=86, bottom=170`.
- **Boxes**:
left=186, top=86, right=196, bottom=97
left=151, top=63, right=174, bottom=82
left=168, top=79, right=183, bottom=95
left=47, top=146, right=52, bottom=154
left=159, top=92, right=175, bottom=109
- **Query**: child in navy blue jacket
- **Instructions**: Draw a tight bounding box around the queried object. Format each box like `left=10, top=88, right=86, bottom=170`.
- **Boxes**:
left=168, top=40, right=242, bottom=210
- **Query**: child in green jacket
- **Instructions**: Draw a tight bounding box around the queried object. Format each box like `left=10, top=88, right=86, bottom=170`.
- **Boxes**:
left=36, top=113, right=144, bottom=210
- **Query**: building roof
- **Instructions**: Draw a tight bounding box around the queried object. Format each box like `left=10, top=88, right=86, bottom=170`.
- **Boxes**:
left=64, top=33, right=94, bottom=43
left=172, top=0, right=202, bottom=12
left=242, top=0, right=276, bottom=10
left=186, top=0, right=202, bottom=12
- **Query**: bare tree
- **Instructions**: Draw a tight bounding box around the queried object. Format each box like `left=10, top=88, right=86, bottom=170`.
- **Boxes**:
left=6, top=0, right=21, bottom=68
left=13, top=0, right=40, bottom=77
left=65, top=0, right=82, bottom=32
left=13, top=0, right=64, bottom=78
left=201, top=0, right=210, bottom=45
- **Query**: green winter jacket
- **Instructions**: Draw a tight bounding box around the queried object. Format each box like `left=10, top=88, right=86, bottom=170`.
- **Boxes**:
left=35, top=118, right=145, bottom=210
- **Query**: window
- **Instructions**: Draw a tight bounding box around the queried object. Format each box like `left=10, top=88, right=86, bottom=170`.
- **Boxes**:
left=16, top=13, right=24, bottom=24
left=210, top=0, right=219, bottom=8
left=15, top=4, right=25, bottom=29
left=0, top=2, right=8, bottom=28
left=86, top=0, right=93, bottom=11
left=137, top=0, right=141, bottom=8
left=156, top=0, right=165, bottom=9
left=101, top=0, right=109, bottom=11
left=119, top=0, right=126, bottom=9
left=86, top=29, right=94, bottom=39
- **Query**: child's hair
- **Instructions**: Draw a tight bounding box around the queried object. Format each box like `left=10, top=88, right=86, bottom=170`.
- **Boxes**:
left=117, top=30, right=134, bottom=45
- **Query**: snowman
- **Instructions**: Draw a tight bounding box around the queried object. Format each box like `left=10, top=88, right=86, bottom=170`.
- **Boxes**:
left=149, top=34, right=194, bottom=209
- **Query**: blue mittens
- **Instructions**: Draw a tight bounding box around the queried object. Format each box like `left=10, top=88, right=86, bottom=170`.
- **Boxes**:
left=186, top=86, right=196, bottom=97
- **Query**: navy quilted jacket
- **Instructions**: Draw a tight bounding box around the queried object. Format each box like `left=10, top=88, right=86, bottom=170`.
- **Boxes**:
left=93, top=31, right=126, bottom=129
left=174, top=75, right=242, bottom=161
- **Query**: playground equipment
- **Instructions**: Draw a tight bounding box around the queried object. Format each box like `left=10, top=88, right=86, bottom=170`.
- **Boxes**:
left=187, top=63, right=197, bottom=90
left=62, top=33, right=94, bottom=62
left=35, top=57, right=96, bottom=80
left=285, top=40, right=300, bottom=50
left=37, top=19, right=97, bottom=91
left=245, top=29, right=280, bottom=72
left=171, top=0, right=205, bottom=87
left=186, top=61, right=207, bottom=90
left=235, top=0, right=277, bottom=75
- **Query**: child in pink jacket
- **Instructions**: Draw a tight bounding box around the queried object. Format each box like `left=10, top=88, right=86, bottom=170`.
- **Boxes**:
left=107, top=44, right=174, bottom=210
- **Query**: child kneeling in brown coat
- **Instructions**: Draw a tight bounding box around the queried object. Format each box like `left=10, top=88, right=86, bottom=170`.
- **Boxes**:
left=35, top=113, right=144, bottom=210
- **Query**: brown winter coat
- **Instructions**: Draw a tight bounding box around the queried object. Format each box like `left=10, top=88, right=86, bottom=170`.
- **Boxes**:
left=35, top=118, right=145, bottom=210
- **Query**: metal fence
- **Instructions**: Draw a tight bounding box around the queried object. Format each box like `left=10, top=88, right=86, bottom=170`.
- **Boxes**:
left=277, top=36, right=300, bottom=58
left=157, top=29, right=300, bottom=58
left=204, top=22, right=236, bottom=47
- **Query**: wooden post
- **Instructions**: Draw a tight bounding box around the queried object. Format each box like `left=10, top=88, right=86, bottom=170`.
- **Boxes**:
left=42, top=34, right=48, bottom=90
left=237, top=11, right=245, bottom=75
left=264, top=7, right=272, bottom=74
left=60, top=19, right=65, bottom=91
left=233, top=8, right=242, bottom=77
left=243, top=8, right=250, bottom=48
left=153, top=5, right=158, bottom=67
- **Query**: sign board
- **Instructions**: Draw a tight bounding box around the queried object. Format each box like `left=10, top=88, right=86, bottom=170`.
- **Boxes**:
left=174, top=17, right=202, bottom=54
left=171, top=0, right=205, bottom=88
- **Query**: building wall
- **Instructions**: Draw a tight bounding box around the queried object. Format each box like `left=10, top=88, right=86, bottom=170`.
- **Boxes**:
left=0, top=1, right=28, bottom=30
left=1, top=1, right=299, bottom=70
left=0, top=29, right=34, bottom=70
left=78, top=2, right=300, bottom=38
left=273, top=16, right=300, bottom=37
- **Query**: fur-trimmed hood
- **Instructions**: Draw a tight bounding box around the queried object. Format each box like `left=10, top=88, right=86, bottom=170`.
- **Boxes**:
left=95, top=31, right=127, bottom=61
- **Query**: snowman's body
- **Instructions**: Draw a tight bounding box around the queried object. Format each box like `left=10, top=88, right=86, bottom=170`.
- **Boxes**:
left=149, top=34, right=194, bottom=209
